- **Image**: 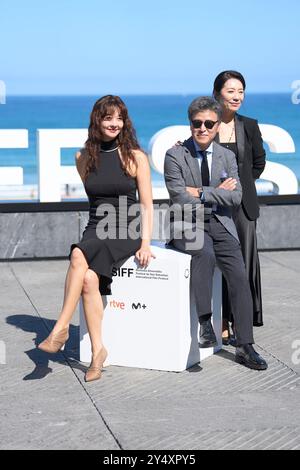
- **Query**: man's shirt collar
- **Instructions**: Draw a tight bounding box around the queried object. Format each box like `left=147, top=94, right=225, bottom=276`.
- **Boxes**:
left=193, top=140, right=213, bottom=155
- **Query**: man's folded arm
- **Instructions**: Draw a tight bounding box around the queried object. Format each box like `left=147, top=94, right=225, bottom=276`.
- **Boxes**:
left=164, top=151, right=201, bottom=206
left=202, top=152, right=242, bottom=207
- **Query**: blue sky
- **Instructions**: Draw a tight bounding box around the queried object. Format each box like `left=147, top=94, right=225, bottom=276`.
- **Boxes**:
left=1, top=0, right=299, bottom=94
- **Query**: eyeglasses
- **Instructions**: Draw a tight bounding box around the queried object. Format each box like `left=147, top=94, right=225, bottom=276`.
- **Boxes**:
left=191, top=119, right=219, bottom=130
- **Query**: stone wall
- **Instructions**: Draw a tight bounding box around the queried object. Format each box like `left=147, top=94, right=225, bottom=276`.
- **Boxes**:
left=0, top=204, right=299, bottom=259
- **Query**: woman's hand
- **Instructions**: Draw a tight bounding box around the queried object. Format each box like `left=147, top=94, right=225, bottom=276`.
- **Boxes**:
left=173, top=140, right=183, bottom=147
left=135, top=246, right=156, bottom=267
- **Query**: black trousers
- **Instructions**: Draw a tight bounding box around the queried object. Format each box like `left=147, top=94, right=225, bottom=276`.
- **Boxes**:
left=222, top=204, right=263, bottom=326
left=171, top=216, right=254, bottom=346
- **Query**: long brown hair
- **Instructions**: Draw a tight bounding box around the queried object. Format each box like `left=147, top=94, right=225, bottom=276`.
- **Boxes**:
left=84, top=95, right=140, bottom=179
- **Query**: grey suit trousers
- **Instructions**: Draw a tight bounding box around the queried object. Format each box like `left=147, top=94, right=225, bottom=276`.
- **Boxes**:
left=170, top=215, right=254, bottom=346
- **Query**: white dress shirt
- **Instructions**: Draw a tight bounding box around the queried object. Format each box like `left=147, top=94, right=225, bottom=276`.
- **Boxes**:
left=193, top=140, right=214, bottom=180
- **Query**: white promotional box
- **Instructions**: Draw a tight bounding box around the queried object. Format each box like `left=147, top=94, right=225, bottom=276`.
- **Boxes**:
left=80, top=244, right=222, bottom=372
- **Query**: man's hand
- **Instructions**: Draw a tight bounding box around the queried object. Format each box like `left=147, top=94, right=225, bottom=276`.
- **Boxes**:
left=186, top=186, right=199, bottom=197
left=218, top=178, right=237, bottom=191
left=186, top=178, right=237, bottom=196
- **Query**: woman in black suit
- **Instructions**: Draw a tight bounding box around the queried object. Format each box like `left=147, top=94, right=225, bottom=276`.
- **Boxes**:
left=213, top=70, right=266, bottom=343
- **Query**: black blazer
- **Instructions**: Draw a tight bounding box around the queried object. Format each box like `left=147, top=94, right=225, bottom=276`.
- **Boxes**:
left=216, top=114, right=266, bottom=220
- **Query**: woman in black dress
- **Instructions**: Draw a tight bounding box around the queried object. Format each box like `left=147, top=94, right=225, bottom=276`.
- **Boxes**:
left=38, top=95, right=154, bottom=381
left=213, top=71, right=266, bottom=343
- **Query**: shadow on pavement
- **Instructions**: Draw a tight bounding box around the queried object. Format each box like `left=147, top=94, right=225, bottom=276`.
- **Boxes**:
left=6, top=314, right=87, bottom=381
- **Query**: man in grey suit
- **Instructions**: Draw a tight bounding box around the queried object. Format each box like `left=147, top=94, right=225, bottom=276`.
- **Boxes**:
left=164, top=96, right=267, bottom=370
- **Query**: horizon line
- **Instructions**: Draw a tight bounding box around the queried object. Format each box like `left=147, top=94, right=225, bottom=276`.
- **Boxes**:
left=4, top=91, right=293, bottom=97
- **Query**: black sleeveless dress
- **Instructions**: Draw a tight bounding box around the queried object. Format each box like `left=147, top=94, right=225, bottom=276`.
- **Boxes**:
left=69, top=141, right=141, bottom=295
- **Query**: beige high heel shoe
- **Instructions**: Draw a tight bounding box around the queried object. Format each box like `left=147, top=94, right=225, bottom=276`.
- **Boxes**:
left=85, top=347, right=108, bottom=383
left=38, top=327, right=69, bottom=353
left=222, top=319, right=230, bottom=346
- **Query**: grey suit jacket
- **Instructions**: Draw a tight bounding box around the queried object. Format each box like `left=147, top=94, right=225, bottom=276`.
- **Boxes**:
left=163, top=137, right=242, bottom=243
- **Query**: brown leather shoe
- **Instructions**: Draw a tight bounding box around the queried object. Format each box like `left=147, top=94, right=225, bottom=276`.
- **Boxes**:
left=85, top=347, right=108, bottom=383
left=38, top=327, right=69, bottom=354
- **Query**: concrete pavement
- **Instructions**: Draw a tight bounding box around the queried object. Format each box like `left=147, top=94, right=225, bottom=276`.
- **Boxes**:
left=1, top=251, right=300, bottom=450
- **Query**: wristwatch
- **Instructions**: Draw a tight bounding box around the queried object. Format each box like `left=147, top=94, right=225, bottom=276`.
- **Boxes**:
left=197, top=187, right=203, bottom=199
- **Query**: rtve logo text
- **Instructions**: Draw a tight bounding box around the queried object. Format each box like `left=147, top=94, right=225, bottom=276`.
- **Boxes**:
left=109, top=300, right=125, bottom=310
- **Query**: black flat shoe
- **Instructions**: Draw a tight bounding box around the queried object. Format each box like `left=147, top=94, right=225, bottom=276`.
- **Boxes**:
left=222, top=336, right=230, bottom=346
left=235, top=344, right=268, bottom=370
left=199, top=319, right=218, bottom=348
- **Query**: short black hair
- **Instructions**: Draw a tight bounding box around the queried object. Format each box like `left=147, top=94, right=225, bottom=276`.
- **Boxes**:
left=213, top=70, right=246, bottom=99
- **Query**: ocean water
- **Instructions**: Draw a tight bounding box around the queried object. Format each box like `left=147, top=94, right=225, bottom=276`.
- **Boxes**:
left=0, top=94, right=299, bottom=189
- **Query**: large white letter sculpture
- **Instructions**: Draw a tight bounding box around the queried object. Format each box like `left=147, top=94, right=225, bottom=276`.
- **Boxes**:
left=149, top=124, right=298, bottom=197
left=0, top=124, right=298, bottom=201
left=37, top=129, right=87, bottom=202
left=258, top=124, right=297, bottom=194
left=0, top=130, right=28, bottom=184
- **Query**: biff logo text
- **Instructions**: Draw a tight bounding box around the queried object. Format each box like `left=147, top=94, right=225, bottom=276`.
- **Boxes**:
left=112, top=267, right=134, bottom=278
